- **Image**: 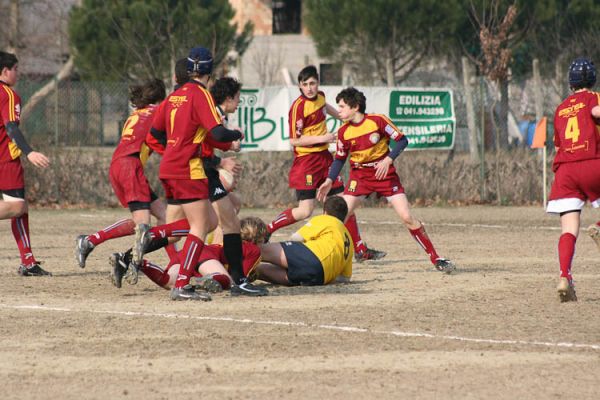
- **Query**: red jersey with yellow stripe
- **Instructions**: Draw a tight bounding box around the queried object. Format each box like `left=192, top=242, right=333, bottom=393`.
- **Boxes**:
left=335, top=114, right=404, bottom=167
left=553, top=89, right=600, bottom=170
left=112, top=104, right=158, bottom=167
left=199, top=106, right=232, bottom=159
left=152, top=81, right=221, bottom=180
left=0, top=82, right=22, bottom=163
left=204, top=241, right=262, bottom=277
left=289, top=91, right=329, bottom=157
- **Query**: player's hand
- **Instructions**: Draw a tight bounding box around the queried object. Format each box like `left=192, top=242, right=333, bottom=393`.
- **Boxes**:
left=233, top=127, right=245, bottom=141
left=27, top=151, right=50, bottom=168
left=322, top=133, right=336, bottom=143
left=374, top=157, right=392, bottom=180
left=220, top=157, right=242, bottom=176
left=230, top=140, right=241, bottom=152
left=317, top=178, right=333, bottom=202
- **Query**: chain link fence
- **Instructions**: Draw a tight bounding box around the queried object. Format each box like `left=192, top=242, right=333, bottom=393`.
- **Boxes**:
left=17, top=80, right=129, bottom=147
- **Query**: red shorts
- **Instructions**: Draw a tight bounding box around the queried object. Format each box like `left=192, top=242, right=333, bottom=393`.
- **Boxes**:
left=288, top=151, right=344, bottom=191
left=345, top=166, right=405, bottom=197
left=198, top=244, right=226, bottom=266
left=109, top=156, right=155, bottom=207
left=547, top=158, right=600, bottom=213
left=161, top=178, right=209, bottom=202
left=0, top=159, right=24, bottom=191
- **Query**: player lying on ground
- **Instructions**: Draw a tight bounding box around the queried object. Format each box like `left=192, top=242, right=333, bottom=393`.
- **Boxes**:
left=317, top=87, right=455, bottom=274
left=109, top=217, right=269, bottom=301
left=74, top=79, right=178, bottom=276
left=266, top=65, right=385, bottom=262
left=546, top=57, right=600, bottom=302
left=0, top=51, right=51, bottom=276
left=135, top=65, right=266, bottom=297
left=256, top=196, right=353, bottom=286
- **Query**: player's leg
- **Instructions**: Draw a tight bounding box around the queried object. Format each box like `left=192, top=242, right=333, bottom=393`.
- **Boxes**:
left=338, top=193, right=386, bottom=261
left=268, top=196, right=316, bottom=234
left=388, top=193, right=455, bottom=273
left=557, top=211, right=580, bottom=302
left=149, top=198, right=180, bottom=266
left=1, top=165, right=50, bottom=276
left=255, top=242, right=290, bottom=284
left=191, top=259, right=232, bottom=292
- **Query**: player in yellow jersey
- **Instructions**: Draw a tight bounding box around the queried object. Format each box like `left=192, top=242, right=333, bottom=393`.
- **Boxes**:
left=256, top=196, right=353, bottom=285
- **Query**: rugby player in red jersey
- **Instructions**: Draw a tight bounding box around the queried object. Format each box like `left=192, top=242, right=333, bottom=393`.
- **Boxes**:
left=0, top=51, right=51, bottom=276
left=267, top=65, right=385, bottom=262
left=317, top=87, right=455, bottom=274
left=546, top=58, right=600, bottom=302
left=74, top=79, right=173, bottom=272
left=146, top=47, right=266, bottom=300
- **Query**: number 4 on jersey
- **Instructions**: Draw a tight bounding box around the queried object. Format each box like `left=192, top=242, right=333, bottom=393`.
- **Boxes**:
left=565, top=116, right=580, bottom=143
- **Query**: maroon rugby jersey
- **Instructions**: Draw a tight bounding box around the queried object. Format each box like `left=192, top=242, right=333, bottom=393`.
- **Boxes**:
left=152, top=81, right=221, bottom=179
left=553, top=89, right=600, bottom=170
left=0, top=82, right=22, bottom=163
left=112, top=104, right=158, bottom=166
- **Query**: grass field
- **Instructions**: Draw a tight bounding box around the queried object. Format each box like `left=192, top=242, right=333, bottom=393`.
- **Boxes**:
left=1, top=206, right=599, bottom=399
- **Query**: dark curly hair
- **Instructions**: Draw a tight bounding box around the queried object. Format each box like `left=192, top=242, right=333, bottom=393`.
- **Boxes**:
left=210, top=77, right=242, bottom=105
left=335, top=87, right=366, bottom=113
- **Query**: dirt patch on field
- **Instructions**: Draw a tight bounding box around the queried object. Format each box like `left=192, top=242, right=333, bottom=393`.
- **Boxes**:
left=0, top=206, right=599, bottom=399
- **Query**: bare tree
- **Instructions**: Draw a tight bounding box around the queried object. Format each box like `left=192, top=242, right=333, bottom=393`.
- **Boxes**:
left=250, top=39, right=285, bottom=86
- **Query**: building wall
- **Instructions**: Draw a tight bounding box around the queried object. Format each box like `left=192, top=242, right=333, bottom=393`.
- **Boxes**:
left=229, top=0, right=330, bottom=87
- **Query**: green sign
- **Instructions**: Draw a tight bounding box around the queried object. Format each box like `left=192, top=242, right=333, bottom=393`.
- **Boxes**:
left=389, top=89, right=455, bottom=150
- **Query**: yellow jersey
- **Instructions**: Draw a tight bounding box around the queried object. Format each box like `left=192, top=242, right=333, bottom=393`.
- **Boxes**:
left=296, top=215, right=353, bottom=283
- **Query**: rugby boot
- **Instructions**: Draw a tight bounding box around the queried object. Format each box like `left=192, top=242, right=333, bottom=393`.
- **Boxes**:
left=109, top=252, right=130, bottom=289
left=557, top=277, right=577, bottom=303
left=170, top=285, right=212, bottom=301
left=587, top=224, right=600, bottom=252
left=230, top=278, right=269, bottom=296
left=354, top=247, right=387, bottom=263
left=18, top=262, right=52, bottom=277
left=190, top=275, right=224, bottom=293
left=75, top=235, right=95, bottom=268
left=129, top=223, right=151, bottom=285
left=434, top=258, right=456, bottom=274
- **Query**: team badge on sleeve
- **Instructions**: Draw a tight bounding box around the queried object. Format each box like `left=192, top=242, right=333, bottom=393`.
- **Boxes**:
left=296, top=119, right=304, bottom=137
left=336, top=140, right=346, bottom=157
left=385, top=124, right=400, bottom=139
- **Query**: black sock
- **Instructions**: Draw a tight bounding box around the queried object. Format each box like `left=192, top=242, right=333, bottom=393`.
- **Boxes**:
left=223, top=233, right=244, bottom=284
left=143, top=237, right=169, bottom=254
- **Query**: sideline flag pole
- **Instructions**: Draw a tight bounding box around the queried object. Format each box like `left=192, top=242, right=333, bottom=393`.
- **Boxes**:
left=531, top=117, right=548, bottom=206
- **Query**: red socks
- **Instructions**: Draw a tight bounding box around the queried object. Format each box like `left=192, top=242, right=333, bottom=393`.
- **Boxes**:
left=267, top=209, right=296, bottom=233
left=558, top=233, right=576, bottom=281
left=140, top=260, right=171, bottom=288
left=344, top=214, right=367, bottom=253
left=409, top=225, right=440, bottom=264
left=164, top=243, right=179, bottom=266
left=87, top=219, right=136, bottom=246
left=11, top=213, right=36, bottom=265
left=149, top=218, right=190, bottom=239
left=174, top=234, right=204, bottom=288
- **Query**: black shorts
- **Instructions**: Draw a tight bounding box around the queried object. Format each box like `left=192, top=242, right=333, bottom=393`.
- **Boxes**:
left=127, top=190, right=158, bottom=212
left=203, top=161, right=229, bottom=203
left=1, top=188, right=25, bottom=199
left=281, top=241, right=324, bottom=285
left=295, top=185, right=344, bottom=201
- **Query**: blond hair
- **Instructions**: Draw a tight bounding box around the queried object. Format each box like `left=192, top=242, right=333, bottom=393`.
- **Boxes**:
left=240, top=217, right=269, bottom=245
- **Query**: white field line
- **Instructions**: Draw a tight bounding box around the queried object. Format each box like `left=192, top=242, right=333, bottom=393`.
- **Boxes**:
left=1, top=304, right=599, bottom=351
left=363, top=221, right=562, bottom=231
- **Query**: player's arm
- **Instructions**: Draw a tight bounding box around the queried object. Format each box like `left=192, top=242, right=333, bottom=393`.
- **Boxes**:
left=317, top=133, right=348, bottom=202
left=374, top=116, right=408, bottom=180
left=5, top=122, right=49, bottom=168
left=210, top=125, right=243, bottom=142
left=325, top=103, right=340, bottom=119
